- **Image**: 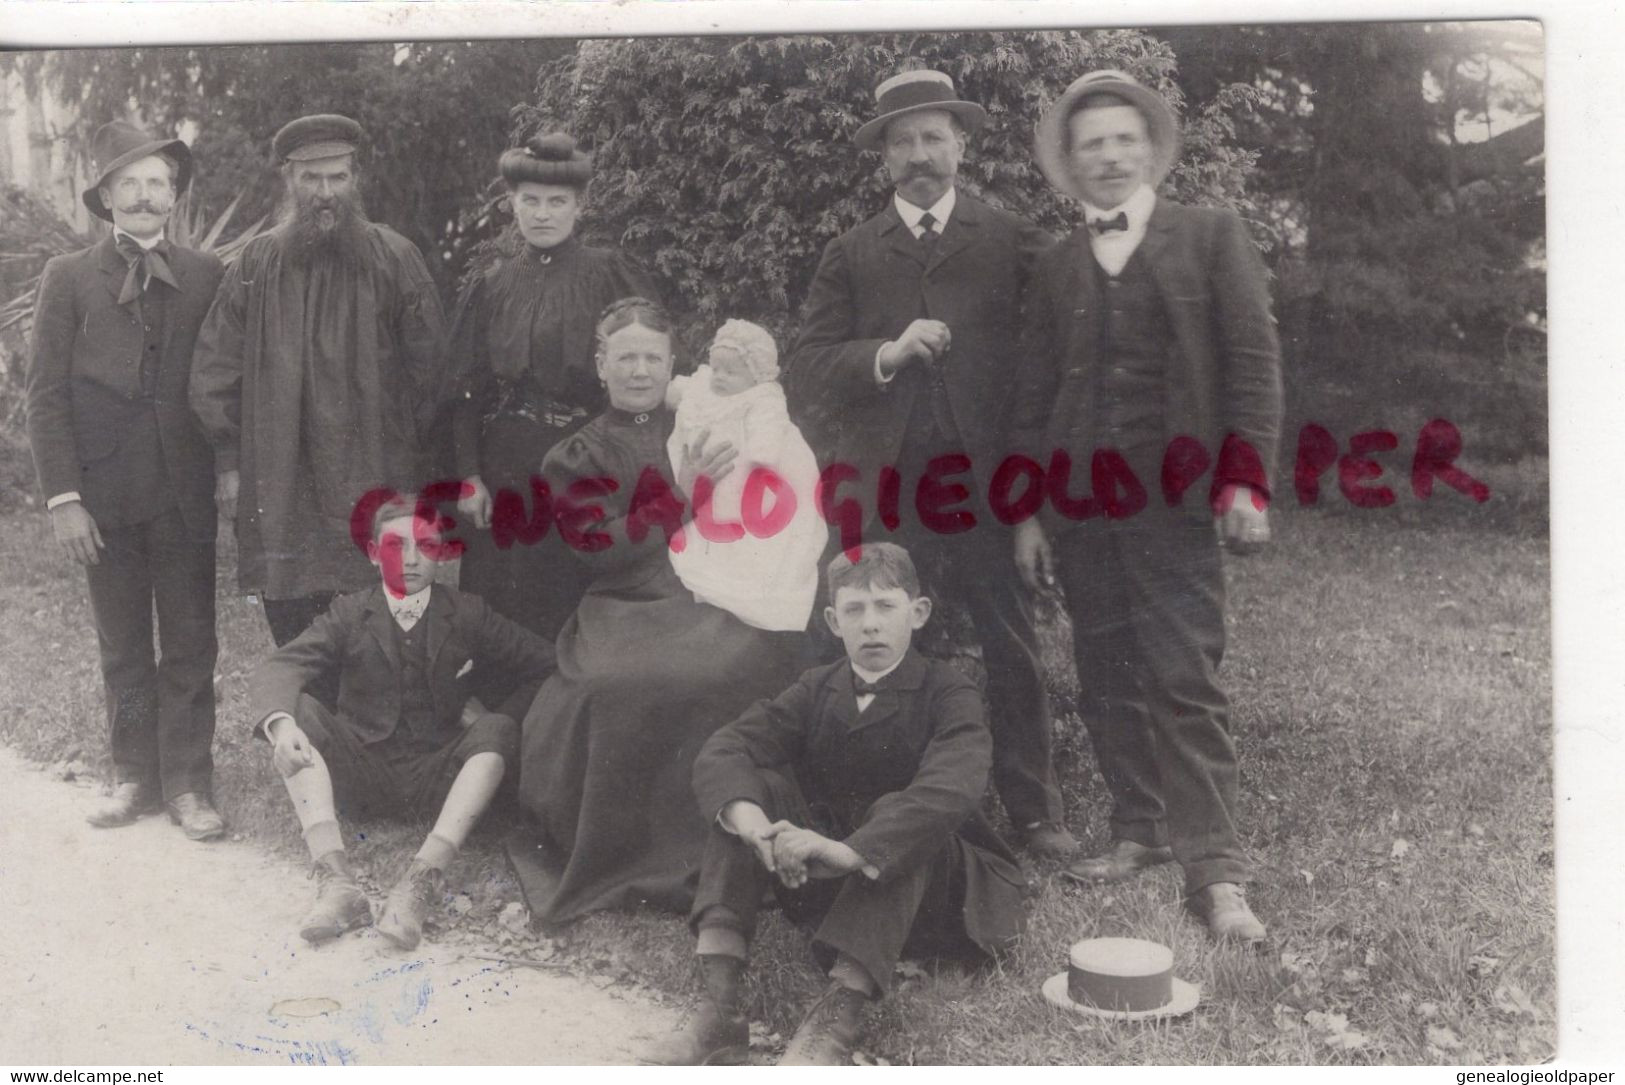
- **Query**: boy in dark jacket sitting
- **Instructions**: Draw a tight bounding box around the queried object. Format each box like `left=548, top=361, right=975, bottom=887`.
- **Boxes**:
left=249, top=498, right=555, bottom=950
left=639, top=542, right=1025, bottom=1065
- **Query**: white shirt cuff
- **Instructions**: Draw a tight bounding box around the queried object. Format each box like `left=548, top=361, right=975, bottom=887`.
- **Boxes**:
left=46, top=492, right=82, bottom=511
left=874, top=345, right=897, bottom=385
left=261, top=711, right=296, bottom=741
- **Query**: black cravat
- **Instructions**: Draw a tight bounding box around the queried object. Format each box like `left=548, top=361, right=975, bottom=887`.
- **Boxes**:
left=853, top=673, right=884, bottom=697
left=1089, top=211, right=1129, bottom=235
left=116, top=234, right=178, bottom=305
left=916, top=211, right=940, bottom=250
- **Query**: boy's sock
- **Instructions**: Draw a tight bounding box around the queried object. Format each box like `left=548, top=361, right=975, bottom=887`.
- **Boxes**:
left=696, top=925, right=748, bottom=961
left=413, top=832, right=458, bottom=872
left=303, top=819, right=344, bottom=864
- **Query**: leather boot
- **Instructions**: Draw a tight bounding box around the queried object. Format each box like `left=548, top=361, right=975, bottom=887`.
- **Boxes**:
left=166, top=792, right=225, bottom=842
left=376, top=860, right=446, bottom=951
left=299, top=851, right=372, bottom=944
left=87, top=781, right=159, bottom=828
left=636, top=954, right=750, bottom=1065
left=1186, top=882, right=1267, bottom=945
left=1021, top=820, right=1080, bottom=859
left=778, top=983, right=869, bottom=1066
left=1060, top=839, right=1175, bottom=884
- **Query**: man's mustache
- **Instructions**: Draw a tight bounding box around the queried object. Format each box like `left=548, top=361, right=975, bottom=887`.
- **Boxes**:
left=118, top=200, right=169, bottom=215
left=901, top=163, right=947, bottom=181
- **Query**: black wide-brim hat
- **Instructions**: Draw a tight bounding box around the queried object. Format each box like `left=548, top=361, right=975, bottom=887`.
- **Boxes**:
left=1035, top=69, right=1181, bottom=202
left=81, top=120, right=194, bottom=223
left=854, top=69, right=987, bottom=152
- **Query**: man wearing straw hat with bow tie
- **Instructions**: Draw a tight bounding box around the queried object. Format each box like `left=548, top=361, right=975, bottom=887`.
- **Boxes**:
left=1010, top=70, right=1282, bottom=943
left=25, top=121, right=227, bottom=839
left=787, top=69, right=1074, bottom=861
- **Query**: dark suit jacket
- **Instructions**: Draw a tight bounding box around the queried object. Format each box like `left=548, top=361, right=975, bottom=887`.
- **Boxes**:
left=1010, top=199, right=1284, bottom=531
left=25, top=235, right=223, bottom=536
left=248, top=583, right=557, bottom=746
left=786, top=193, right=1052, bottom=512
left=692, top=649, right=1025, bottom=954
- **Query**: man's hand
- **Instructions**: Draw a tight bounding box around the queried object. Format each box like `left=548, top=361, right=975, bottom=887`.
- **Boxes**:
left=877, top=319, right=951, bottom=377
left=268, top=717, right=316, bottom=778
left=50, top=500, right=104, bottom=566
left=677, top=427, right=739, bottom=501
left=215, top=469, right=240, bottom=523
left=763, top=824, right=867, bottom=888
left=1214, top=483, right=1271, bottom=555
left=458, top=475, right=493, bottom=530
left=1013, top=519, right=1055, bottom=594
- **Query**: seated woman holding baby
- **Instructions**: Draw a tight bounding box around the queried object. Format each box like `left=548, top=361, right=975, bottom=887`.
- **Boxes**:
left=508, top=296, right=824, bottom=927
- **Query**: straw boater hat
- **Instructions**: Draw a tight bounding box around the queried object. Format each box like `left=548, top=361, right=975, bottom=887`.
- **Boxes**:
left=81, top=120, right=194, bottom=223
left=272, top=114, right=364, bottom=163
left=1042, top=937, right=1200, bottom=1022
left=1034, top=69, right=1181, bottom=202
left=499, top=132, right=594, bottom=189
left=854, top=70, right=987, bottom=152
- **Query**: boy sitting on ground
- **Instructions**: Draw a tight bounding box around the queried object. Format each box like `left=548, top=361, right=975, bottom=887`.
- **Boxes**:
left=639, top=541, right=1026, bottom=1066
left=248, top=498, right=555, bottom=949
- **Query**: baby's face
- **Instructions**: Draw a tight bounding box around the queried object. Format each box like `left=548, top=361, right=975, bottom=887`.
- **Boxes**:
left=708, top=346, right=757, bottom=396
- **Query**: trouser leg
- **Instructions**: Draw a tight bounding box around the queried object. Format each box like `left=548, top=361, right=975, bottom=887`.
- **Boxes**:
left=1117, top=518, right=1247, bottom=892
left=148, top=506, right=217, bottom=800
left=84, top=519, right=159, bottom=789
left=938, top=526, right=1061, bottom=826
left=807, top=842, right=959, bottom=998
left=1055, top=521, right=1167, bottom=847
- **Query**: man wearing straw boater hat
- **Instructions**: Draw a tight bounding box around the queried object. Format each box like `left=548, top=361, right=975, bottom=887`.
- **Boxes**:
left=25, top=121, right=227, bottom=838
left=1010, top=71, right=1282, bottom=942
left=787, top=69, right=1075, bottom=860
left=192, top=114, right=446, bottom=648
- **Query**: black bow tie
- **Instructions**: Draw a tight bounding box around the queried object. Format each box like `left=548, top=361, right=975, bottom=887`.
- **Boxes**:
left=853, top=674, right=885, bottom=696
left=1089, top=212, right=1129, bottom=235
left=116, top=234, right=178, bottom=304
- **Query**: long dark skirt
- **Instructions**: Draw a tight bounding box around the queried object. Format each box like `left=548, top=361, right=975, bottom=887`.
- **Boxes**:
left=459, top=415, right=587, bottom=644
left=508, top=565, right=804, bottom=926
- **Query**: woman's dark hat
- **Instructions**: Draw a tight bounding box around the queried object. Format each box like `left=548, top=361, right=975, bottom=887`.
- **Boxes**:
left=1035, top=69, right=1181, bottom=201
left=500, top=132, right=593, bottom=188
left=273, top=114, right=364, bottom=163
left=81, top=120, right=193, bottom=222
left=854, top=70, right=987, bottom=152
left=1042, top=937, right=1200, bottom=1022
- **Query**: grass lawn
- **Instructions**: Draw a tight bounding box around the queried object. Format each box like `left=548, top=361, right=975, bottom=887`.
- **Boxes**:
left=0, top=435, right=1552, bottom=1065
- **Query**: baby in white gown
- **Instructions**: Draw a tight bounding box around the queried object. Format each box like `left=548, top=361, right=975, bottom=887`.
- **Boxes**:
left=665, top=320, right=824, bottom=632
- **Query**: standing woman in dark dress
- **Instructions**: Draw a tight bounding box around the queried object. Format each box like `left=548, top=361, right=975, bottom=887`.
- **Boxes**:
left=508, top=298, right=808, bottom=927
left=449, top=132, right=658, bottom=640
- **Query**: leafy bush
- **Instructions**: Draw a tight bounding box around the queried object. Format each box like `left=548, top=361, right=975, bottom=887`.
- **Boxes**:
left=514, top=30, right=1264, bottom=354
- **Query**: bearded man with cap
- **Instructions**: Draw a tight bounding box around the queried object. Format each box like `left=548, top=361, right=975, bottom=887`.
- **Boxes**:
left=25, top=121, right=226, bottom=838
left=1010, top=71, right=1282, bottom=943
left=786, top=69, right=1074, bottom=860
left=192, top=114, right=447, bottom=646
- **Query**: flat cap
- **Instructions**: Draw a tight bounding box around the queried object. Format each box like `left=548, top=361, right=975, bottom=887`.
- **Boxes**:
left=273, top=113, right=364, bottom=162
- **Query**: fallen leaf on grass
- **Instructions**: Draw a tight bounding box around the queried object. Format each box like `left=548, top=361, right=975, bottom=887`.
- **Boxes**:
left=1390, top=838, right=1412, bottom=860
left=1305, top=1012, right=1371, bottom=1051
left=852, top=1050, right=891, bottom=1067
left=1493, top=983, right=1539, bottom=1019
left=449, top=893, right=473, bottom=916
left=1416, top=1001, right=1439, bottom=1019
left=1427, top=1025, right=1464, bottom=1051
left=748, top=1021, right=782, bottom=1050
left=895, top=960, right=928, bottom=981
left=1468, top=955, right=1501, bottom=978
left=497, top=901, right=531, bottom=937
left=1341, top=967, right=1368, bottom=987
left=1300, top=869, right=1315, bottom=887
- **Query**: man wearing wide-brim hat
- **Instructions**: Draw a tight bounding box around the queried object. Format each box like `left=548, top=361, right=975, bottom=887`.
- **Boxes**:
left=25, top=120, right=227, bottom=839
left=1009, top=70, right=1283, bottom=943
left=191, top=113, right=447, bottom=648
left=787, top=69, right=1076, bottom=870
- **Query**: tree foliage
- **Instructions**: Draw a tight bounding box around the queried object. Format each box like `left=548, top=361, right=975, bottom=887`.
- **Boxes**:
left=2, top=40, right=570, bottom=290
left=514, top=30, right=1263, bottom=353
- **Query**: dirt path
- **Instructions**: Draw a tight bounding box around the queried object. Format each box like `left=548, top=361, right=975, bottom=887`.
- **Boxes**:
left=0, top=747, right=676, bottom=1065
